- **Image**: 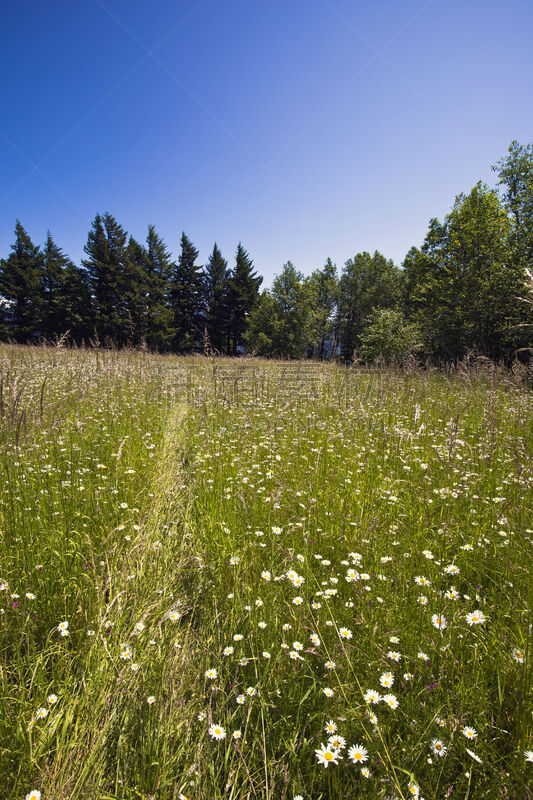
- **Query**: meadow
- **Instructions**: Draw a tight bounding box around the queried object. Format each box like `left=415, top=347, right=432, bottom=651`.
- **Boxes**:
left=0, top=346, right=531, bottom=800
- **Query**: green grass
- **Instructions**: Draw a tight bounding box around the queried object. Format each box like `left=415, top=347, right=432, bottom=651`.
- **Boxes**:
left=0, top=346, right=531, bottom=799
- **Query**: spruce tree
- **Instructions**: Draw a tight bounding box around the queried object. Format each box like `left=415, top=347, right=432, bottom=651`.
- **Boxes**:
left=83, top=213, right=142, bottom=345
left=145, top=225, right=174, bottom=352
left=59, top=261, right=94, bottom=343
left=204, top=242, right=230, bottom=353
left=42, top=232, right=72, bottom=340
left=170, top=233, right=204, bottom=353
left=227, top=243, right=262, bottom=354
left=0, top=221, right=43, bottom=342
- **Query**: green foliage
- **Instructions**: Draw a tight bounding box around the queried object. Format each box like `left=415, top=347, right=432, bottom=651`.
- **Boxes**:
left=0, top=221, right=43, bottom=342
left=170, top=233, right=205, bottom=353
left=204, top=243, right=231, bottom=353
left=306, top=258, right=339, bottom=358
left=359, top=308, right=422, bottom=364
left=338, top=251, right=402, bottom=360
left=492, top=140, right=533, bottom=269
left=227, top=243, right=262, bottom=354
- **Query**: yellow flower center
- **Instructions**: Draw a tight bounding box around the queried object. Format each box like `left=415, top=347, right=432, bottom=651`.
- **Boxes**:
left=325, top=752, right=334, bottom=761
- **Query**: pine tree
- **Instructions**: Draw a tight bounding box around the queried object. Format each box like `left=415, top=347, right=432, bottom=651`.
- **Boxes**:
left=204, top=243, right=230, bottom=353
left=0, top=221, right=43, bottom=342
left=125, top=236, right=150, bottom=346
left=227, top=243, right=262, bottom=354
left=170, top=233, right=204, bottom=353
left=145, top=225, right=174, bottom=352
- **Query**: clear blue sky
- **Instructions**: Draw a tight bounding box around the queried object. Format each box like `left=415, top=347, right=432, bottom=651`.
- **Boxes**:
left=1, top=0, right=532, bottom=285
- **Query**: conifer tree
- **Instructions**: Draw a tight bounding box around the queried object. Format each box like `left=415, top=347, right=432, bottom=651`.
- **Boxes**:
left=145, top=225, right=174, bottom=351
left=59, top=261, right=94, bottom=343
left=83, top=213, right=141, bottom=345
left=227, top=243, right=262, bottom=354
left=170, top=233, right=204, bottom=352
left=204, top=242, right=230, bottom=353
left=41, top=232, right=72, bottom=340
left=0, top=221, right=43, bottom=342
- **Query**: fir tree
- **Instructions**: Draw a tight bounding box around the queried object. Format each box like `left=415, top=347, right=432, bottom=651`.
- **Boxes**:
left=41, top=232, right=72, bottom=340
left=227, top=243, right=262, bottom=354
left=204, top=242, right=230, bottom=353
left=170, top=233, right=204, bottom=353
left=0, top=221, right=43, bottom=342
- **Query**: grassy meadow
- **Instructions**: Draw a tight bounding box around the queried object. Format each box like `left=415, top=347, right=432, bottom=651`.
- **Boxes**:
left=0, top=346, right=532, bottom=800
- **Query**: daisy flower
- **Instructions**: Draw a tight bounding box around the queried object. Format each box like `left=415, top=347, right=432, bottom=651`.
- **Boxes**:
left=361, top=766, right=371, bottom=778
left=323, top=687, right=334, bottom=697
left=466, top=610, right=486, bottom=626
left=431, top=739, right=447, bottom=756
left=233, top=729, right=242, bottom=740
left=47, top=694, right=58, bottom=705
left=26, top=792, right=41, bottom=800
left=524, top=750, right=533, bottom=762
left=348, top=743, right=368, bottom=763
left=431, top=614, right=447, bottom=630
left=325, top=660, right=336, bottom=669
left=146, top=696, right=156, bottom=705
left=324, top=719, right=337, bottom=733
left=387, top=651, right=401, bottom=662
left=382, top=694, right=399, bottom=709
left=364, top=689, right=381, bottom=704
left=339, top=627, right=353, bottom=640
left=462, top=726, right=477, bottom=740
left=205, top=668, right=217, bottom=680
left=512, top=648, right=524, bottom=663
left=315, top=743, right=342, bottom=767
left=209, top=723, right=226, bottom=740
left=380, top=672, right=394, bottom=688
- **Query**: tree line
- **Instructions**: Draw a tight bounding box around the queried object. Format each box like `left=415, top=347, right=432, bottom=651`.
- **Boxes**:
left=1, top=140, right=532, bottom=363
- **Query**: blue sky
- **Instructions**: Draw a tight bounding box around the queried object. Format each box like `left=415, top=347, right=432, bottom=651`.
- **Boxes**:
left=1, top=0, right=532, bottom=285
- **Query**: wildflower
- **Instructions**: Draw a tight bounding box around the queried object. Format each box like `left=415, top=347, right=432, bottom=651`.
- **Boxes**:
left=389, top=635, right=400, bottom=643
left=120, top=646, right=132, bottom=660
left=26, top=592, right=35, bottom=600
left=431, top=614, right=447, bottom=630
left=238, top=657, right=249, bottom=666
left=380, top=672, right=394, bottom=688
left=134, top=622, right=145, bottom=632
left=35, top=708, right=48, bottom=719
left=229, top=556, right=239, bottom=565
left=262, top=651, right=271, bottom=658
left=47, top=694, right=58, bottom=705
left=131, top=663, right=139, bottom=672
left=462, top=726, right=477, bottom=739
left=417, top=595, right=428, bottom=605
left=466, top=748, right=483, bottom=763
left=233, top=729, right=242, bottom=739
left=27, top=718, right=36, bottom=731
left=310, top=633, right=320, bottom=646
left=315, top=743, right=342, bottom=767
left=361, top=766, right=371, bottom=778
left=233, top=634, right=244, bottom=641
left=364, top=689, right=381, bottom=704
left=403, top=672, right=414, bottom=681
left=26, top=792, right=41, bottom=800
left=328, top=735, right=346, bottom=750
left=339, top=627, right=353, bottom=640
left=292, top=596, right=303, bottom=605
left=512, top=648, right=524, bottom=663
left=209, top=723, right=226, bottom=740
left=524, top=750, right=533, bottom=762
left=387, top=651, right=401, bottom=662
left=444, top=564, right=460, bottom=575
left=289, top=650, right=303, bottom=660
left=382, top=694, right=398, bottom=709
left=418, top=651, right=429, bottom=660
left=348, top=743, right=368, bottom=763
left=466, top=610, right=486, bottom=626
left=293, top=641, right=304, bottom=651
left=323, top=687, right=334, bottom=697
left=366, top=709, right=378, bottom=726
left=197, top=711, right=207, bottom=721
left=325, top=660, right=336, bottom=669
left=431, top=738, right=447, bottom=756
left=152, top=541, right=161, bottom=551
left=408, top=783, right=420, bottom=799
left=58, top=621, right=69, bottom=636
left=445, top=586, right=460, bottom=600
left=261, top=570, right=271, bottom=581
left=236, top=695, right=246, bottom=704
left=246, top=686, right=256, bottom=696
left=205, top=668, right=217, bottom=680
left=415, top=576, right=431, bottom=586
left=223, top=646, right=234, bottom=656
left=324, top=719, right=337, bottom=733
left=147, top=696, right=156, bottom=705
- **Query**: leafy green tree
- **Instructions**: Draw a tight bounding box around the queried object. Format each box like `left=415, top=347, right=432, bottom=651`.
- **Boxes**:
left=359, top=308, right=422, bottom=364
left=170, top=233, right=205, bottom=353
left=227, top=243, right=262, bottom=354
left=204, top=243, right=230, bottom=353
left=306, top=258, right=339, bottom=358
left=245, top=291, right=281, bottom=357
left=403, top=183, right=530, bottom=360
left=492, top=140, right=533, bottom=269
left=337, top=251, right=401, bottom=360
left=270, top=262, right=311, bottom=358
left=0, top=221, right=43, bottom=343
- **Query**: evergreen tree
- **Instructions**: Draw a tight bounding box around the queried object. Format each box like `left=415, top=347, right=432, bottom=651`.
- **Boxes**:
left=125, top=236, right=151, bottom=346
left=83, top=213, right=143, bottom=345
left=227, top=243, right=262, bottom=354
left=144, top=225, right=174, bottom=352
left=41, top=232, right=72, bottom=340
left=170, top=233, right=205, bottom=353
left=204, top=243, right=230, bottom=353
left=58, top=261, right=94, bottom=343
left=0, top=221, right=43, bottom=342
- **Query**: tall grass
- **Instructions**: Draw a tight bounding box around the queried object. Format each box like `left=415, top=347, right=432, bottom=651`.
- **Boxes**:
left=0, top=347, right=531, bottom=799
